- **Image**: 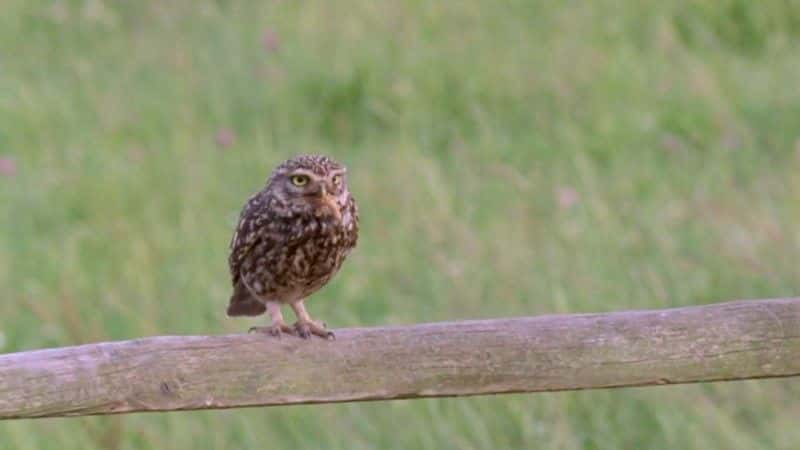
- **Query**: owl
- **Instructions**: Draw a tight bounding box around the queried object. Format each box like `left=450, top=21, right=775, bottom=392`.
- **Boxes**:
left=226, top=154, right=359, bottom=339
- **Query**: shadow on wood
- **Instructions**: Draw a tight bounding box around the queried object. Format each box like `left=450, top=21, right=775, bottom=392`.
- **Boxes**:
left=0, top=298, right=798, bottom=419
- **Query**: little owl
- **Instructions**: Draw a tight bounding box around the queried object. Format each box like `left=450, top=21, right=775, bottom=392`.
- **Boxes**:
left=226, top=154, right=358, bottom=339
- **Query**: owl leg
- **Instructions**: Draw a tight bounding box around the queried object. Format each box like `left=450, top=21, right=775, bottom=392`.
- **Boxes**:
left=248, top=301, right=295, bottom=337
left=290, top=300, right=334, bottom=340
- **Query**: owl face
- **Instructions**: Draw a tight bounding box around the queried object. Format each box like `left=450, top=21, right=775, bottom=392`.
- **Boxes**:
left=267, top=155, right=350, bottom=221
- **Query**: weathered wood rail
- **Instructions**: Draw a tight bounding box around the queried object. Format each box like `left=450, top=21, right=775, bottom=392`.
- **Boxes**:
left=0, top=298, right=798, bottom=419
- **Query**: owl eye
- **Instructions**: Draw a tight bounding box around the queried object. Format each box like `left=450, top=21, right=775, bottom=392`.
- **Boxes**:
left=290, top=175, right=310, bottom=186
left=331, top=174, right=342, bottom=185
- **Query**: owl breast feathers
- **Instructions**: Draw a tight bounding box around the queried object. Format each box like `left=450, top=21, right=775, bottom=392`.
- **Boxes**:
left=226, top=154, right=359, bottom=317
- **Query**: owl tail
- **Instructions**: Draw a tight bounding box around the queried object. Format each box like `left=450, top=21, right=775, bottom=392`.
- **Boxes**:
left=226, top=280, right=267, bottom=317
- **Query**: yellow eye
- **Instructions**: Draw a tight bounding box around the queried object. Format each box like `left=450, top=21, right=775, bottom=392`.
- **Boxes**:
left=332, top=174, right=342, bottom=185
left=290, top=175, right=309, bottom=186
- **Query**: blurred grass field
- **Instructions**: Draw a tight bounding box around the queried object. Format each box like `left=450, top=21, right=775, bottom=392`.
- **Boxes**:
left=1, top=0, right=800, bottom=448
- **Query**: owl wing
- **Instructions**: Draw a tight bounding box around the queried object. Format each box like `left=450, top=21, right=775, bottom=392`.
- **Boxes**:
left=228, top=194, right=272, bottom=286
left=344, top=193, right=360, bottom=249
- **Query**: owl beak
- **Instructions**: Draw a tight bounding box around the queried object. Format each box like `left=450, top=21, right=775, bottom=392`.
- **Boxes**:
left=322, top=195, right=342, bottom=221
left=318, top=186, right=342, bottom=222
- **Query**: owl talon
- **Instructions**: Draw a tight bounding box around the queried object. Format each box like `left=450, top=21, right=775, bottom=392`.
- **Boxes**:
left=248, top=322, right=295, bottom=338
left=293, top=320, right=334, bottom=340
left=295, top=324, right=311, bottom=339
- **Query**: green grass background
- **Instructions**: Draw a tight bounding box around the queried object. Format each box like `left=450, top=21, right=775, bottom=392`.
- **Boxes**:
left=1, top=0, right=800, bottom=448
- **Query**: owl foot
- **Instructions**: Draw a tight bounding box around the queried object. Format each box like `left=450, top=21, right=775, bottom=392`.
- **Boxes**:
left=293, top=320, right=335, bottom=340
left=248, top=321, right=296, bottom=338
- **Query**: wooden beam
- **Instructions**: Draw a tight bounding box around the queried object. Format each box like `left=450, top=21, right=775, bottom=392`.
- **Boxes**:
left=0, top=298, right=798, bottom=419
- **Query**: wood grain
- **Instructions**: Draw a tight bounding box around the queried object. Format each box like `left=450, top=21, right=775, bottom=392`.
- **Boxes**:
left=1, top=298, right=798, bottom=419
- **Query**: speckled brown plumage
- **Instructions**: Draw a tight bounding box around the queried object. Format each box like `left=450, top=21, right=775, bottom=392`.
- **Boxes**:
left=226, top=154, right=358, bottom=339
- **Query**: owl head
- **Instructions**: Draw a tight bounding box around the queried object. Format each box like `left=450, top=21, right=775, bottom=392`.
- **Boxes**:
left=266, top=154, right=350, bottom=221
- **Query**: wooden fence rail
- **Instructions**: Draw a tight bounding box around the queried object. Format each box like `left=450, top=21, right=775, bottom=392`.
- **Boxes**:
left=1, top=298, right=798, bottom=419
